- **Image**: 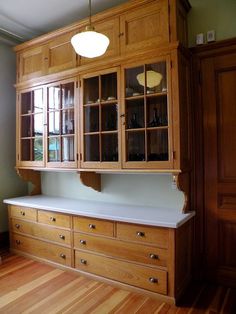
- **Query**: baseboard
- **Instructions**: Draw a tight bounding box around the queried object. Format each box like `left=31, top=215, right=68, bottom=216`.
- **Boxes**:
left=0, top=231, right=9, bottom=249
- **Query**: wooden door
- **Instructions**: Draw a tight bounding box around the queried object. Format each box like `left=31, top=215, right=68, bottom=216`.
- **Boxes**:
left=201, top=49, right=236, bottom=286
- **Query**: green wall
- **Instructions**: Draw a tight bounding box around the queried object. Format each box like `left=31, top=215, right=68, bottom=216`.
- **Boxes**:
left=0, top=44, right=28, bottom=232
left=188, top=0, right=236, bottom=47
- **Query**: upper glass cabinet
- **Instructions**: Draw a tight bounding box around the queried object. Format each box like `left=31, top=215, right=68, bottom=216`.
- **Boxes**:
left=19, top=87, right=44, bottom=167
left=122, top=59, right=173, bottom=169
left=46, top=80, right=77, bottom=167
left=81, top=68, right=120, bottom=168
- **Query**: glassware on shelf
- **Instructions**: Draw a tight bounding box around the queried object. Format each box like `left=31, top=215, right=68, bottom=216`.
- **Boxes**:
left=129, top=113, right=142, bottom=129
left=148, top=108, right=160, bottom=127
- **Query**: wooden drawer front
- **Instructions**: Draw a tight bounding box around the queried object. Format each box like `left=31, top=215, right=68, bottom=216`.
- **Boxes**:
left=74, top=232, right=167, bottom=267
left=73, top=217, right=114, bottom=237
left=116, top=223, right=169, bottom=248
left=38, top=210, right=71, bottom=228
left=75, top=250, right=167, bottom=294
left=12, top=234, right=71, bottom=267
left=10, top=206, right=37, bottom=221
left=11, top=218, right=71, bottom=246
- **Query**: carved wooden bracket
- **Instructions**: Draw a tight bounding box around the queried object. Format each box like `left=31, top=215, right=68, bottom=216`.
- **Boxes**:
left=79, top=172, right=101, bottom=192
left=172, top=172, right=190, bottom=213
left=16, top=169, right=41, bottom=195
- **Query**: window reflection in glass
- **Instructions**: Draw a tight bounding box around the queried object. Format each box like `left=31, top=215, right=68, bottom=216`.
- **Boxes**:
left=62, top=137, right=74, bottom=161
left=48, top=137, right=60, bottom=162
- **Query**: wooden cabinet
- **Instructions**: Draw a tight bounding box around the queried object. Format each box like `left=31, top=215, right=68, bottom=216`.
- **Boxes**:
left=80, top=68, right=121, bottom=169
left=17, top=78, right=77, bottom=169
left=18, top=31, right=76, bottom=82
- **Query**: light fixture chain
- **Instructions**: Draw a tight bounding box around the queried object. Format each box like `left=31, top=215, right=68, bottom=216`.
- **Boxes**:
left=89, top=0, right=92, bottom=26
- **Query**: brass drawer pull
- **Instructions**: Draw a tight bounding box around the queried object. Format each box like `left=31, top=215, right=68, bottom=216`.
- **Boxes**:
left=149, top=277, right=158, bottom=283
left=80, top=240, right=86, bottom=245
left=60, top=253, right=66, bottom=259
left=89, top=224, right=95, bottom=229
left=50, top=217, right=56, bottom=222
left=15, top=224, right=20, bottom=229
left=80, top=259, right=87, bottom=265
left=136, top=231, right=145, bottom=237
left=149, top=253, right=158, bottom=260
left=16, top=240, right=21, bottom=245
left=20, top=210, right=25, bottom=216
left=59, top=234, right=65, bottom=240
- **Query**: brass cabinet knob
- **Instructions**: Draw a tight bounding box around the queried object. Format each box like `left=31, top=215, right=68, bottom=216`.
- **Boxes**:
left=16, top=240, right=21, bottom=245
left=80, top=240, right=86, bottom=245
left=149, top=253, right=158, bottom=260
left=149, top=277, right=158, bottom=283
left=15, top=224, right=20, bottom=229
left=20, top=211, right=25, bottom=216
left=89, top=224, right=95, bottom=229
left=80, top=259, right=87, bottom=265
left=50, top=217, right=56, bottom=222
left=136, top=231, right=145, bottom=237
left=59, top=234, right=65, bottom=240
left=60, top=253, right=66, bottom=259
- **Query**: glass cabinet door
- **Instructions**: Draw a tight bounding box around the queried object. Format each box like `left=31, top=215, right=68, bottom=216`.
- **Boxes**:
left=122, top=59, right=172, bottom=168
left=47, top=80, right=76, bottom=167
left=82, top=69, right=120, bottom=168
left=19, top=87, right=44, bottom=166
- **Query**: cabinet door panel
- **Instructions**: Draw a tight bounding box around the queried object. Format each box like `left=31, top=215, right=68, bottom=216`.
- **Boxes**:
left=120, top=0, right=169, bottom=55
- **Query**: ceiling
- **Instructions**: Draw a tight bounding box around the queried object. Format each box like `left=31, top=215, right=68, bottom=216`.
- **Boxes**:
left=0, top=0, right=128, bottom=45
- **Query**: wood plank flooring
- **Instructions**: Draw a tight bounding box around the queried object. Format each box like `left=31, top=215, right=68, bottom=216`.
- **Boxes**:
left=0, top=253, right=236, bottom=313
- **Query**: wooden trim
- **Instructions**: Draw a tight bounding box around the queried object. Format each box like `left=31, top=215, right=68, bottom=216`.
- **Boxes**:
left=0, top=231, right=9, bottom=249
left=79, top=172, right=101, bottom=192
left=16, top=168, right=41, bottom=195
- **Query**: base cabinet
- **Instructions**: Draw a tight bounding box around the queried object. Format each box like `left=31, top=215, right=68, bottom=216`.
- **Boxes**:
left=8, top=204, right=193, bottom=303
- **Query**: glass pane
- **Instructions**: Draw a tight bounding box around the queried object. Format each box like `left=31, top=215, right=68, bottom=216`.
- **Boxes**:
left=126, top=131, right=145, bottom=161
left=21, top=115, right=31, bottom=137
left=33, top=113, right=43, bottom=136
left=48, top=137, right=60, bottom=162
left=21, top=139, right=31, bottom=161
left=84, top=134, right=99, bottom=161
left=33, top=137, right=43, bottom=161
left=48, top=111, right=60, bottom=135
left=147, top=96, right=168, bottom=127
left=126, top=99, right=144, bottom=129
left=62, top=136, right=75, bottom=162
left=21, top=92, right=31, bottom=114
left=84, top=106, right=99, bottom=133
left=102, top=134, right=118, bottom=162
left=62, top=109, right=74, bottom=134
left=48, top=86, right=60, bottom=110
left=62, top=82, right=74, bottom=108
left=101, top=72, right=117, bottom=101
left=146, top=62, right=167, bottom=94
left=125, top=66, right=144, bottom=97
left=33, top=89, right=43, bottom=113
left=84, top=77, right=99, bottom=104
left=101, top=104, right=117, bottom=131
left=147, top=129, right=169, bottom=161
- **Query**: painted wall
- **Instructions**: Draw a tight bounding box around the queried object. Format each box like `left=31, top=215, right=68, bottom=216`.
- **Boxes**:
left=188, top=0, right=236, bottom=47
left=42, top=0, right=236, bottom=210
left=0, top=43, right=28, bottom=232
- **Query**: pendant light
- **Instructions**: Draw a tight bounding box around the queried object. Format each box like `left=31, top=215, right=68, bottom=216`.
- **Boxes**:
left=71, top=0, right=110, bottom=58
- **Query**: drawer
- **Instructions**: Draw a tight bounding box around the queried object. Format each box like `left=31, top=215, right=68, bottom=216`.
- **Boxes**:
left=116, top=222, right=169, bottom=248
left=73, top=216, right=114, bottom=237
left=75, top=250, right=167, bottom=294
left=38, top=210, right=71, bottom=228
left=10, top=205, right=37, bottom=221
left=74, top=232, right=167, bottom=267
left=11, top=218, right=71, bottom=246
left=12, top=233, right=71, bottom=267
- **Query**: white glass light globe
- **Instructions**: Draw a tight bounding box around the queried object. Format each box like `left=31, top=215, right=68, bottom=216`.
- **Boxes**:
left=71, top=29, right=110, bottom=58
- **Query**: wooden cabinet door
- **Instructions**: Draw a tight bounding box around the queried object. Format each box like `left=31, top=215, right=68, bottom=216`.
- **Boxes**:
left=201, top=50, right=236, bottom=285
left=18, top=46, right=46, bottom=82
left=46, top=31, right=77, bottom=74
left=80, top=17, right=120, bottom=65
left=120, top=0, right=169, bottom=56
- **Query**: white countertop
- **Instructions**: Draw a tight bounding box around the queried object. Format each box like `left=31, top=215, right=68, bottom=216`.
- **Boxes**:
left=4, top=195, right=195, bottom=228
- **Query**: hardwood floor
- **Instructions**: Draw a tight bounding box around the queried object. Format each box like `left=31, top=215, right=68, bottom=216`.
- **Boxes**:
left=0, top=253, right=236, bottom=313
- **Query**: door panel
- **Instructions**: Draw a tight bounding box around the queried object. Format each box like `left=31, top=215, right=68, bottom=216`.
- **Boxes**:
left=202, top=51, right=236, bottom=285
